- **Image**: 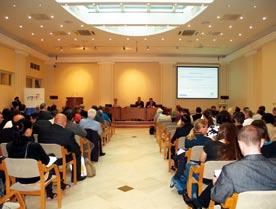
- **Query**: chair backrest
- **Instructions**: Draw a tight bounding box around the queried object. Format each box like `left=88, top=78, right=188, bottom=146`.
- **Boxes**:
left=186, top=146, right=203, bottom=161
left=74, top=135, right=81, bottom=146
left=33, top=134, right=38, bottom=143
left=0, top=143, right=8, bottom=157
left=4, top=158, right=40, bottom=178
left=236, top=190, right=276, bottom=209
left=40, top=143, right=63, bottom=158
left=203, top=160, right=234, bottom=179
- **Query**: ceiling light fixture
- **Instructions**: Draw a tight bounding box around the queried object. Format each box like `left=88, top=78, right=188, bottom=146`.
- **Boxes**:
left=249, top=25, right=253, bottom=29
left=40, top=25, right=44, bottom=28
left=28, top=16, right=32, bottom=19
left=12, top=4, right=16, bottom=8
left=262, top=16, right=267, bottom=21
left=50, top=15, right=55, bottom=19
left=217, top=16, right=220, bottom=19
left=240, top=16, right=244, bottom=20
left=253, top=5, right=257, bottom=8
left=55, top=0, right=215, bottom=36
left=238, top=33, right=242, bottom=36
left=220, top=32, right=223, bottom=36
left=228, top=25, right=232, bottom=29
left=60, top=24, right=63, bottom=27
left=144, top=37, right=147, bottom=41
left=81, top=24, right=84, bottom=27
left=19, top=25, right=23, bottom=29
left=201, top=32, right=205, bottom=35
left=49, top=32, right=53, bottom=35
left=126, top=37, right=130, bottom=41
left=41, top=38, right=44, bottom=42
left=31, top=32, right=35, bottom=36
left=179, top=38, right=182, bottom=41
left=109, top=38, right=112, bottom=41
left=92, top=38, right=95, bottom=40
left=74, top=38, right=77, bottom=41
left=230, top=39, right=233, bottom=42
left=187, top=24, right=191, bottom=28
left=196, top=38, right=199, bottom=41
left=208, top=24, right=212, bottom=28
left=213, top=38, right=216, bottom=42
left=67, top=32, right=71, bottom=35
left=4, top=16, right=9, bottom=20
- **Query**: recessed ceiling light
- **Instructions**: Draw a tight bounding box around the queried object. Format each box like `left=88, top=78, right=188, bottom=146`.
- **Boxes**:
left=31, top=32, right=35, bottom=36
left=179, top=38, right=182, bottom=41
left=249, top=25, right=253, bottom=29
left=220, top=32, right=224, bottom=36
left=253, top=5, right=257, bottom=8
left=262, top=16, right=267, bottom=21
left=161, top=37, right=165, bottom=41
left=213, top=38, right=216, bottom=42
left=57, top=38, right=61, bottom=41
left=230, top=39, right=233, bottom=42
left=81, top=24, right=84, bottom=27
left=13, top=4, right=16, bottom=8
left=238, top=33, right=242, bottom=36
left=49, top=32, right=53, bottom=35
left=208, top=24, right=212, bottom=28
left=144, top=37, right=147, bottom=41
left=187, top=24, right=191, bottom=28
left=40, top=25, right=44, bottom=28
left=38, top=4, right=42, bottom=7
left=92, top=38, right=94, bottom=41
left=19, top=25, right=23, bottom=29
left=196, top=38, right=199, bottom=41
left=50, top=15, right=54, bottom=19
left=228, top=25, right=232, bottom=29
left=28, top=16, right=32, bottom=19
left=217, top=16, right=220, bottom=19
left=67, top=32, right=71, bottom=35
left=126, top=37, right=130, bottom=41
left=60, top=24, right=63, bottom=28
left=240, top=16, right=244, bottom=20
left=41, top=38, right=44, bottom=42
left=109, top=37, right=112, bottom=41
left=4, top=16, right=9, bottom=20
left=74, top=38, right=77, bottom=41
left=201, top=32, right=205, bottom=35
left=227, top=4, right=231, bottom=7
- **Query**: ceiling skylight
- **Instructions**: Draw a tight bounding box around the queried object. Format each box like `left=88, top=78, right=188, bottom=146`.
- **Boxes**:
left=55, top=0, right=214, bottom=36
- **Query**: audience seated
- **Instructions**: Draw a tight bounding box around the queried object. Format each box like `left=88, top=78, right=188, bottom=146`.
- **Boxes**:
left=243, top=108, right=254, bottom=126
left=79, top=109, right=105, bottom=161
left=211, top=126, right=276, bottom=205
left=64, top=109, right=87, bottom=138
left=253, top=105, right=266, bottom=120
left=192, top=107, right=202, bottom=122
left=262, top=113, right=276, bottom=141
left=6, top=115, right=56, bottom=199
left=38, top=103, right=52, bottom=121
left=38, top=113, right=85, bottom=182
left=233, top=111, right=245, bottom=130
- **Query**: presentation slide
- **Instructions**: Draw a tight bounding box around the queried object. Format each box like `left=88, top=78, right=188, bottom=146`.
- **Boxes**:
left=177, top=66, right=218, bottom=99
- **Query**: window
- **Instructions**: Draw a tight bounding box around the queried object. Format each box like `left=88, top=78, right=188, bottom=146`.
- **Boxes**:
left=0, top=71, right=12, bottom=86
left=26, top=77, right=42, bottom=88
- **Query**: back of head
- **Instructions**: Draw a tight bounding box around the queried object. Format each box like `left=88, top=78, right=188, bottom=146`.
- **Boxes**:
left=233, top=111, right=245, bottom=124
left=64, top=108, right=73, bottom=121
left=12, top=117, right=32, bottom=145
left=195, top=107, right=202, bottom=114
left=203, top=108, right=214, bottom=126
left=251, top=120, right=270, bottom=141
left=54, top=113, right=67, bottom=128
left=88, top=108, right=97, bottom=120
left=262, top=113, right=274, bottom=124
left=40, top=103, right=47, bottom=111
left=181, top=114, right=191, bottom=124
left=216, top=110, right=232, bottom=125
left=238, top=125, right=262, bottom=147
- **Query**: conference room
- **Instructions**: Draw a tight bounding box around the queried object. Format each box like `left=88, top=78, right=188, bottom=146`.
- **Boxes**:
left=0, top=0, right=276, bottom=208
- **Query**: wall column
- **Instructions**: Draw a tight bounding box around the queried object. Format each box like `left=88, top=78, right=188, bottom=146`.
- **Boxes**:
left=98, top=62, right=114, bottom=105
left=14, top=50, right=28, bottom=99
left=160, top=62, right=176, bottom=109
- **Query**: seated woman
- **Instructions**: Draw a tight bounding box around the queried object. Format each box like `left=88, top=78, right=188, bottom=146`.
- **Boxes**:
left=6, top=116, right=56, bottom=199
left=183, top=122, right=242, bottom=208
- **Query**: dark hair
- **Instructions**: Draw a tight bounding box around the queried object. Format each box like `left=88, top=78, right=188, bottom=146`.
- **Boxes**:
left=80, top=110, right=88, bottom=118
left=64, top=108, right=74, bottom=121
left=233, top=112, right=245, bottom=124
left=257, top=105, right=266, bottom=116
left=181, top=114, right=191, bottom=124
left=262, top=113, right=274, bottom=124
left=235, top=106, right=241, bottom=113
left=251, top=120, right=270, bottom=141
left=216, top=122, right=240, bottom=160
left=12, top=118, right=32, bottom=145
left=203, top=109, right=214, bottom=126
left=2, top=108, right=13, bottom=121
left=238, top=125, right=262, bottom=146
left=216, top=110, right=232, bottom=125
left=195, top=107, right=202, bottom=113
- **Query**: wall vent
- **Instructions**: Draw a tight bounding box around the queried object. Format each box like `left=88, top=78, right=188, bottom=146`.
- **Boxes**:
left=75, top=30, right=95, bottom=36
left=30, top=62, right=40, bottom=71
left=181, top=30, right=196, bottom=36
left=221, top=14, right=242, bottom=21
left=30, top=13, right=51, bottom=20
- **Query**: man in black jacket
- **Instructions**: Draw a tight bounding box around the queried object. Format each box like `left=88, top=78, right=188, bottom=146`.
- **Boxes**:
left=38, top=113, right=85, bottom=182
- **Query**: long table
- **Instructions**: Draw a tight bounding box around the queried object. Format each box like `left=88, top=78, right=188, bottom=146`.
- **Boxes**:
left=111, top=107, right=157, bottom=121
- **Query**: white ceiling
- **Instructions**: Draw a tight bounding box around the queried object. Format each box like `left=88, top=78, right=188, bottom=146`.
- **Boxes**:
left=0, top=0, right=275, bottom=58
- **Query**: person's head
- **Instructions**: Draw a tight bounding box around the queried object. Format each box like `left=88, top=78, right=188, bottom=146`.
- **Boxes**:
left=30, top=112, right=39, bottom=124
left=2, top=108, right=13, bottom=121
left=195, top=107, right=202, bottom=114
left=40, top=103, right=47, bottom=111
left=149, top=98, right=153, bottom=102
left=216, top=122, right=240, bottom=160
left=194, top=119, right=208, bottom=135
left=234, top=106, right=241, bottom=113
left=233, top=112, right=245, bottom=125
left=238, top=125, right=263, bottom=156
left=262, top=113, right=274, bottom=125
left=272, top=107, right=276, bottom=116
left=91, top=105, right=98, bottom=111
left=251, top=120, right=270, bottom=141
left=64, top=108, right=73, bottom=121
left=244, top=109, right=253, bottom=119
left=12, top=117, right=33, bottom=145
left=87, top=108, right=97, bottom=120
left=54, top=113, right=67, bottom=128
left=181, top=114, right=191, bottom=125
left=202, top=108, right=214, bottom=126
left=257, top=105, right=266, bottom=115
left=137, top=97, right=141, bottom=101
left=216, top=110, right=232, bottom=125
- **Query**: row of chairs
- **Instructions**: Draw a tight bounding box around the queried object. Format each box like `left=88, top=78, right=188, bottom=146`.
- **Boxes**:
left=154, top=121, right=276, bottom=209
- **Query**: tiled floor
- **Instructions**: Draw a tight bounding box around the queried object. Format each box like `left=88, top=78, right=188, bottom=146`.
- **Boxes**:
left=26, top=128, right=187, bottom=209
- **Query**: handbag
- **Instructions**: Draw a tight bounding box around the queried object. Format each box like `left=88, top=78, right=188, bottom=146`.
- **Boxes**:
left=85, top=158, right=96, bottom=177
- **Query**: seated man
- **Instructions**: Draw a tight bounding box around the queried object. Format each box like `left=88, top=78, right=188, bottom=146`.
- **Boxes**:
left=212, top=125, right=276, bottom=205
left=38, top=113, right=85, bottom=182
left=135, top=97, right=144, bottom=108
left=146, top=98, right=156, bottom=108
left=79, top=108, right=105, bottom=161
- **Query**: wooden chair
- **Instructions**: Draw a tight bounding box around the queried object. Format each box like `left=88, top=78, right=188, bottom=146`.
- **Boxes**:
left=0, top=190, right=26, bottom=209
left=74, top=135, right=92, bottom=160
left=185, top=146, right=204, bottom=163
left=187, top=161, right=234, bottom=209
left=0, top=143, right=8, bottom=157
left=220, top=190, right=276, bottom=209
left=40, top=143, right=77, bottom=185
left=2, top=158, right=62, bottom=209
